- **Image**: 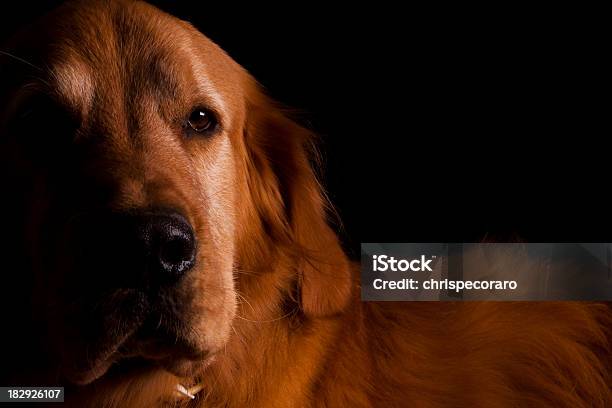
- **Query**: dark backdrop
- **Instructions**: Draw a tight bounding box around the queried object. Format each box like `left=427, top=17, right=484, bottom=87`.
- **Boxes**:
left=1, top=2, right=608, bottom=258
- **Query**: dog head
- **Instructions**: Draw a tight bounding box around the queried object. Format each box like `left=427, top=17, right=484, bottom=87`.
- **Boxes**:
left=0, top=0, right=350, bottom=386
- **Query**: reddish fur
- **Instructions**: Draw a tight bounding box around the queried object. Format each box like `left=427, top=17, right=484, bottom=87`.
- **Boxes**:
left=2, top=1, right=610, bottom=406
left=80, top=72, right=611, bottom=408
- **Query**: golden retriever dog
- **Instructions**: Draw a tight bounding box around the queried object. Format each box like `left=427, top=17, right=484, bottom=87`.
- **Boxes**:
left=0, top=1, right=610, bottom=406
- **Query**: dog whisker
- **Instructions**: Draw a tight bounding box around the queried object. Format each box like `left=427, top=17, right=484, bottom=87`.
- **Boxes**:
left=0, top=50, right=44, bottom=71
left=230, top=323, right=247, bottom=348
left=155, top=314, right=163, bottom=331
left=232, top=269, right=259, bottom=277
left=235, top=292, right=256, bottom=314
left=234, top=307, right=298, bottom=324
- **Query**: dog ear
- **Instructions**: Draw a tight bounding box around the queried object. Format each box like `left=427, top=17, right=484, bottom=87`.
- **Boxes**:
left=242, top=86, right=352, bottom=317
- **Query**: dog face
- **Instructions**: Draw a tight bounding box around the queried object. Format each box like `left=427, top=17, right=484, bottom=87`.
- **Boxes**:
left=0, top=0, right=249, bottom=384
left=0, top=0, right=351, bottom=389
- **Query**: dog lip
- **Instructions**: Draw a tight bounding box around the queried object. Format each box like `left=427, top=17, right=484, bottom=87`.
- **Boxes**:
left=127, top=337, right=208, bottom=362
left=114, top=337, right=211, bottom=379
left=60, top=290, right=150, bottom=384
left=65, top=332, right=206, bottom=384
left=158, top=351, right=215, bottom=378
left=64, top=348, right=123, bottom=385
left=117, top=323, right=208, bottom=361
left=64, top=324, right=146, bottom=385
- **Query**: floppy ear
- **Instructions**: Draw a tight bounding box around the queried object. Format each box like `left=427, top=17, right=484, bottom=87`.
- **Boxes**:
left=242, top=86, right=352, bottom=317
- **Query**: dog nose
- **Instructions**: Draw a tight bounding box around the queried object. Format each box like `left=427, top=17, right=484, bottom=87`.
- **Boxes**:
left=135, top=212, right=196, bottom=285
left=67, top=210, right=197, bottom=290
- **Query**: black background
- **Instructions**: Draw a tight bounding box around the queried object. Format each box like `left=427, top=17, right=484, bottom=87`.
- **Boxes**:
left=1, top=2, right=608, bottom=258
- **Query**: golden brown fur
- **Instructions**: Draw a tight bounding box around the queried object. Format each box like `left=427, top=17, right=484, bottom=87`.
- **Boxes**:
left=0, top=1, right=610, bottom=406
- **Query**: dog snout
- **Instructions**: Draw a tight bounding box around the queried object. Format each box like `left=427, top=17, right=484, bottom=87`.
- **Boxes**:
left=67, top=209, right=197, bottom=290
left=134, top=212, right=196, bottom=285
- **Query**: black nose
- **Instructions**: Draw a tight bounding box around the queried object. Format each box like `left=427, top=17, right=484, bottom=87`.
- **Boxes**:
left=134, top=212, right=196, bottom=285
left=67, top=210, right=197, bottom=290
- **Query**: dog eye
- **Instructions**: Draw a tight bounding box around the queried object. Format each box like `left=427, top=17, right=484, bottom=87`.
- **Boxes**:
left=186, top=108, right=217, bottom=134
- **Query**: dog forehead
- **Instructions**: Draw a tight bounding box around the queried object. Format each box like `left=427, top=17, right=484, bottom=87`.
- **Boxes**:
left=44, top=0, right=245, bottom=117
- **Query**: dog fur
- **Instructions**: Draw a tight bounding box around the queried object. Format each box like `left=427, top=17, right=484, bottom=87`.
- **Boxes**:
left=0, top=1, right=610, bottom=406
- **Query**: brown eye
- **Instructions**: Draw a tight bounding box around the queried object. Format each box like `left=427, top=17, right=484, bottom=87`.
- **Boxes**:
left=187, top=108, right=217, bottom=133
